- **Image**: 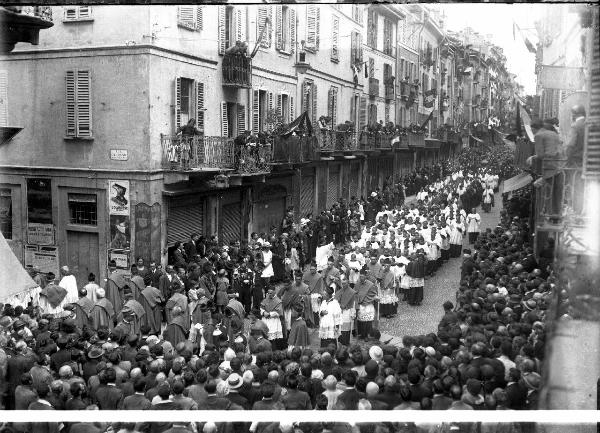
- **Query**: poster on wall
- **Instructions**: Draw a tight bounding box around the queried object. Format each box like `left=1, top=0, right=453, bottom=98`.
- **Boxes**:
left=109, top=214, right=130, bottom=249
left=108, top=180, right=130, bottom=216
left=108, top=249, right=130, bottom=270
left=24, top=245, right=59, bottom=276
left=26, top=178, right=54, bottom=245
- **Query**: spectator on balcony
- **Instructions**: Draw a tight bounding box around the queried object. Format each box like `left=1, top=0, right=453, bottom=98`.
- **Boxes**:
left=565, top=105, right=586, bottom=168
left=529, top=119, right=562, bottom=178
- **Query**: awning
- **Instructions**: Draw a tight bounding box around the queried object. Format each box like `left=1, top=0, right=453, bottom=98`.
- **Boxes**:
left=503, top=172, right=533, bottom=194
left=425, top=138, right=442, bottom=149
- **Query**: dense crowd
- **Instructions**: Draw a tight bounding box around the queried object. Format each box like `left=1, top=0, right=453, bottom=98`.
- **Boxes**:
left=0, top=145, right=552, bottom=433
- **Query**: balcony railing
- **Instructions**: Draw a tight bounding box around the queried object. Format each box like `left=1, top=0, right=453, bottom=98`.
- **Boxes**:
left=385, top=84, right=394, bottom=101
left=272, top=135, right=318, bottom=164
left=237, top=143, right=272, bottom=174
left=399, top=81, right=410, bottom=100
left=358, top=131, right=395, bottom=150
left=407, top=131, right=425, bottom=148
left=162, top=135, right=234, bottom=170
left=368, top=78, right=379, bottom=97
left=318, top=130, right=358, bottom=153
left=222, top=53, right=252, bottom=88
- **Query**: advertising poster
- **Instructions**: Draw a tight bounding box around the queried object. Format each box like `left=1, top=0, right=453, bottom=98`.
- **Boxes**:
left=24, top=245, right=59, bottom=276
left=109, top=214, right=130, bottom=249
left=108, top=249, right=130, bottom=270
left=27, top=222, right=55, bottom=245
left=108, top=180, right=130, bottom=216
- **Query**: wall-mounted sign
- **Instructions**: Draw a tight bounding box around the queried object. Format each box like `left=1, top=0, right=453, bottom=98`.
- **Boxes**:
left=110, top=149, right=129, bottom=161
left=27, top=222, right=54, bottom=246
left=24, top=245, right=59, bottom=276
left=108, top=249, right=130, bottom=270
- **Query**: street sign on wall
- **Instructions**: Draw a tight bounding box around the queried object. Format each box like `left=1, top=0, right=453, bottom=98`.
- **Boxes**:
left=539, top=66, right=585, bottom=91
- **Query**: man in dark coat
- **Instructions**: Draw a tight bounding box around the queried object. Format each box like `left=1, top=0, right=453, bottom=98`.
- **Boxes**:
left=27, top=384, right=60, bottom=433
left=461, top=249, right=479, bottom=280
left=140, top=284, right=164, bottom=335
left=335, top=371, right=363, bottom=410
left=105, top=260, right=126, bottom=317
left=95, top=368, right=123, bottom=410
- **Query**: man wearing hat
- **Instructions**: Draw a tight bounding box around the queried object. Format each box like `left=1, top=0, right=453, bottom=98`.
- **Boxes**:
left=354, top=268, right=378, bottom=340
left=317, top=284, right=341, bottom=349
left=378, top=259, right=398, bottom=319
left=90, top=288, right=115, bottom=331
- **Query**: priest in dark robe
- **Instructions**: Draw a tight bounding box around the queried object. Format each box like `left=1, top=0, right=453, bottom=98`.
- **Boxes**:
left=366, top=256, right=383, bottom=284
left=303, top=262, right=325, bottom=327
left=70, top=288, right=94, bottom=330
left=90, top=288, right=115, bottom=332
left=165, top=283, right=189, bottom=329
left=117, top=289, right=145, bottom=338
left=260, top=287, right=285, bottom=351
left=406, top=250, right=426, bottom=306
left=163, top=305, right=188, bottom=347
left=139, top=284, right=164, bottom=336
left=105, top=260, right=126, bottom=317
left=279, top=271, right=312, bottom=334
left=378, top=259, right=398, bottom=318
left=354, top=268, right=378, bottom=340
left=287, top=303, right=310, bottom=350
left=112, top=311, right=136, bottom=342
left=323, top=258, right=341, bottom=287
left=129, top=265, right=146, bottom=302
left=334, top=278, right=356, bottom=346
left=224, top=297, right=245, bottom=344
left=189, top=288, right=214, bottom=346
left=248, top=320, right=272, bottom=355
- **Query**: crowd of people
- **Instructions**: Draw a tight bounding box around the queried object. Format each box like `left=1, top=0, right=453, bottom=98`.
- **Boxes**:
left=0, top=144, right=553, bottom=433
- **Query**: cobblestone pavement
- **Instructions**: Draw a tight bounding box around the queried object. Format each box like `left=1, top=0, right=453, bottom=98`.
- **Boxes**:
left=378, top=193, right=503, bottom=340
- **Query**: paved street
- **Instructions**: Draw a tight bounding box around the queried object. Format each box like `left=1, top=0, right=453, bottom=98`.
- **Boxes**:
left=378, top=193, right=503, bottom=341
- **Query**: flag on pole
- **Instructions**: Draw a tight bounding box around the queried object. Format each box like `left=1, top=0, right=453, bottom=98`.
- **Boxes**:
left=420, top=110, right=434, bottom=129
left=513, top=21, right=536, bottom=54
left=423, top=89, right=437, bottom=109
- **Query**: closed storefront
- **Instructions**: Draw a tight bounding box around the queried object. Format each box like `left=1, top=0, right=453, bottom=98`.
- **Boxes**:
left=300, top=171, right=315, bottom=218
left=379, top=158, right=394, bottom=187
left=167, top=195, right=205, bottom=245
left=367, top=159, right=379, bottom=194
left=349, top=162, right=360, bottom=199
left=327, top=164, right=340, bottom=208
left=220, top=190, right=242, bottom=245
left=252, top=184, right=287, bottom=235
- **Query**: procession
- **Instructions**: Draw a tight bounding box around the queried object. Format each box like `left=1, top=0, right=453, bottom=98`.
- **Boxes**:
left=1, top=2, right=599, bottom=433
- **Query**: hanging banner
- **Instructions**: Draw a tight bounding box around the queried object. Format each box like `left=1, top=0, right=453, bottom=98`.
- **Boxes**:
left=108, top=180, right=130, bottom=216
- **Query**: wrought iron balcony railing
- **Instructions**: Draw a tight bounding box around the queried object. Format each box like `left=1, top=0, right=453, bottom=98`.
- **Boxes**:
left=162, top=135, right=234, bottom=170
left=358, top=131, right=395, bottom=150
left=222, top=53, right=252, bottom=88
left=272, top=135, right=319, bottom=164
left=318, top=130, right=358, bottom=153
left=18, top=6, right=53, bottom=21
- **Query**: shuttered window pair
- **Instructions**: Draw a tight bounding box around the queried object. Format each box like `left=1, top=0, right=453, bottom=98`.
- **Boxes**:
left=331, top=16, right=339, bottom=62
left=177, top=6, right=203, bottom=31
left=220, top=102, right=245, bottom=138
left=367, top=9, right=377, bottom=49
left=174, top=77, right=205, bottom=134
left=218, top=6, right=246, bottom=55
left=257, top=6, right=273, bottom=48
left=275, top=6, right=296, bottom=54
left=305, top=5, right=320, bottom=52
left=65, top=69, right=92, bottom=138
left=350, top=31, right=363, bottom=68
left=0, top=71, right=7, bottom=127
left=63, top=6, right=92, bottom=21
left=302, top=81, right=318, bottom=127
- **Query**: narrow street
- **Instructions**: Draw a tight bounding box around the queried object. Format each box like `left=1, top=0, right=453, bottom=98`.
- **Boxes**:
left=378, top=192, right=503, bottom=342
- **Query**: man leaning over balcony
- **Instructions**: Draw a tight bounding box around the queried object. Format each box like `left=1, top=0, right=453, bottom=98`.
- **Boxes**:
left=175, top=118, right=202, bottom=170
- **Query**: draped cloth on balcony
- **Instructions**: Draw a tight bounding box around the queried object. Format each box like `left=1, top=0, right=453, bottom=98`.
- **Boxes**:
left=503, top=172, right=533, bottom=194
left=281, top=111, right=314, bottom=138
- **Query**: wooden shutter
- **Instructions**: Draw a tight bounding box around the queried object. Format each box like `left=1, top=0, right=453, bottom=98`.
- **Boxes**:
left=252, top=89, right=260, bottom=133
left=196, top=6, right=203, bottom=31
left=358, top=33, right=364, bottom=64
left=275, top=5, right=283, bottom=51
left=235, top=7, right=245, bottom=43
left=64, top=6, right=77, bottom=20
left=220, top=101, right=229, bottom=137
left=311, top=84, right=318, bottom=127
left=289, top=8, right=296, bottom=54
left=76, top=70, right=91, bottom=137
left=359, top=96, right=367, bottom=130
left=174, top=77, right=182, bottom=131
left=0, top=70, right=8, bottom=127
left=300, top=174, right=315, bottom=216
left=585, top=9, right=600, bottom=177
left=290, top=96, right=295, bottom=121
left=237, top=104, right=246, bottom=135
left=78, top=6, right=91, bottom=19
left=178, top=6, right=195, bottom=29
left=306, top=5, right=319, bottom=51
left=221, top=203, right=241, bottom=245
left=218, top=6, right=226, bottom=55
left=369, top=58, right=374, bottom=78
left=350, top=31, right=356, bottom=66
left=195, top=82, right=205, bottom=132
left=331, top=16, right=339, bottom=62
left=267, top=92, right=274, bottom=129
left=257, top=6, right=272, bottom=48
left=276, top=94, right=283, bottom=118
left=328, top=87, right=337, bottom=127
left=66, top=70, right=76, bottom=136
left=385, top=104, right=390, bottom=123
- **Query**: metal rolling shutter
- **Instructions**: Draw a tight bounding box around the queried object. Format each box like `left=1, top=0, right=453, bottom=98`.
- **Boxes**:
left=380, top=158, right=393, bottom=186
left=585, top=8, right=600, bottom=177
left=327, top=166, right=340, bottom=208
left=349, top=162, right=359, bottom=199
left=300, top=176, right=315, bottom=217
left=167, top=197, right=204, bottom=245
left=221, top=203, right=241, bottom=245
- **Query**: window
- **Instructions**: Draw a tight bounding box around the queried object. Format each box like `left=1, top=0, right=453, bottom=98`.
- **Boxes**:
left=277, top=93, right=291, bottom=124
left=0, top=189, right=12, bottom=239
left=301, top=81, right=318, bottom=127
left=383, top=18, right=393, bottom=56
left=221, top=102, right=246, bottom=138
left=63, top=6, right=92, bottom=22
left=327, top=87, right=338, bottom=127
left=383, top=63, right=393, bottom=86
left=177, top=6, right=203, bottom=31
left=68, top=193, right=97, bottom=226
left=369, top=58, right=375, bottom=79
left=174, top=77, right=205, bottom=133
left=305, top=5, right=320, bottom=52
left=368, top=104, right=377, bottom=126
left=252, top=89, right=273, bottom=133
left=65, top=69, right=92, bottom=138
left=350, top=31, right=363, bottom=67
left=218, top=6, right=243, bottom=54
left=257, top=6, right=272, bottom=48
left=276, top=6, right=296, bottom=53
left=385, top=104, right=390, bottom=123
left=367, top=10, right=377, bottom=49
left=352, top=5, right=363, bottom=24
left=331, top=16, right=339, bottom=62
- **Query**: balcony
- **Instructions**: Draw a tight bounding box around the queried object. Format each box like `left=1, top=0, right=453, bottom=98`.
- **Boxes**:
left=399, top=81, right=410, bottom=100
left=368, top=78, right=379, bottom=97
left=272, top=135, right=318, bottom=164
left=222, top=53, right=252, bottom=88
left=385, top=84, right=394, bottom=101
left=162, top=135, right=234, bottom=171
left=358, top=131, right=395, bottom=151
left=318, top=130, right=358, bottom=153
left=0, top=6, right=54, bottom=53
left=407, top=131, right=425, bottom=148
